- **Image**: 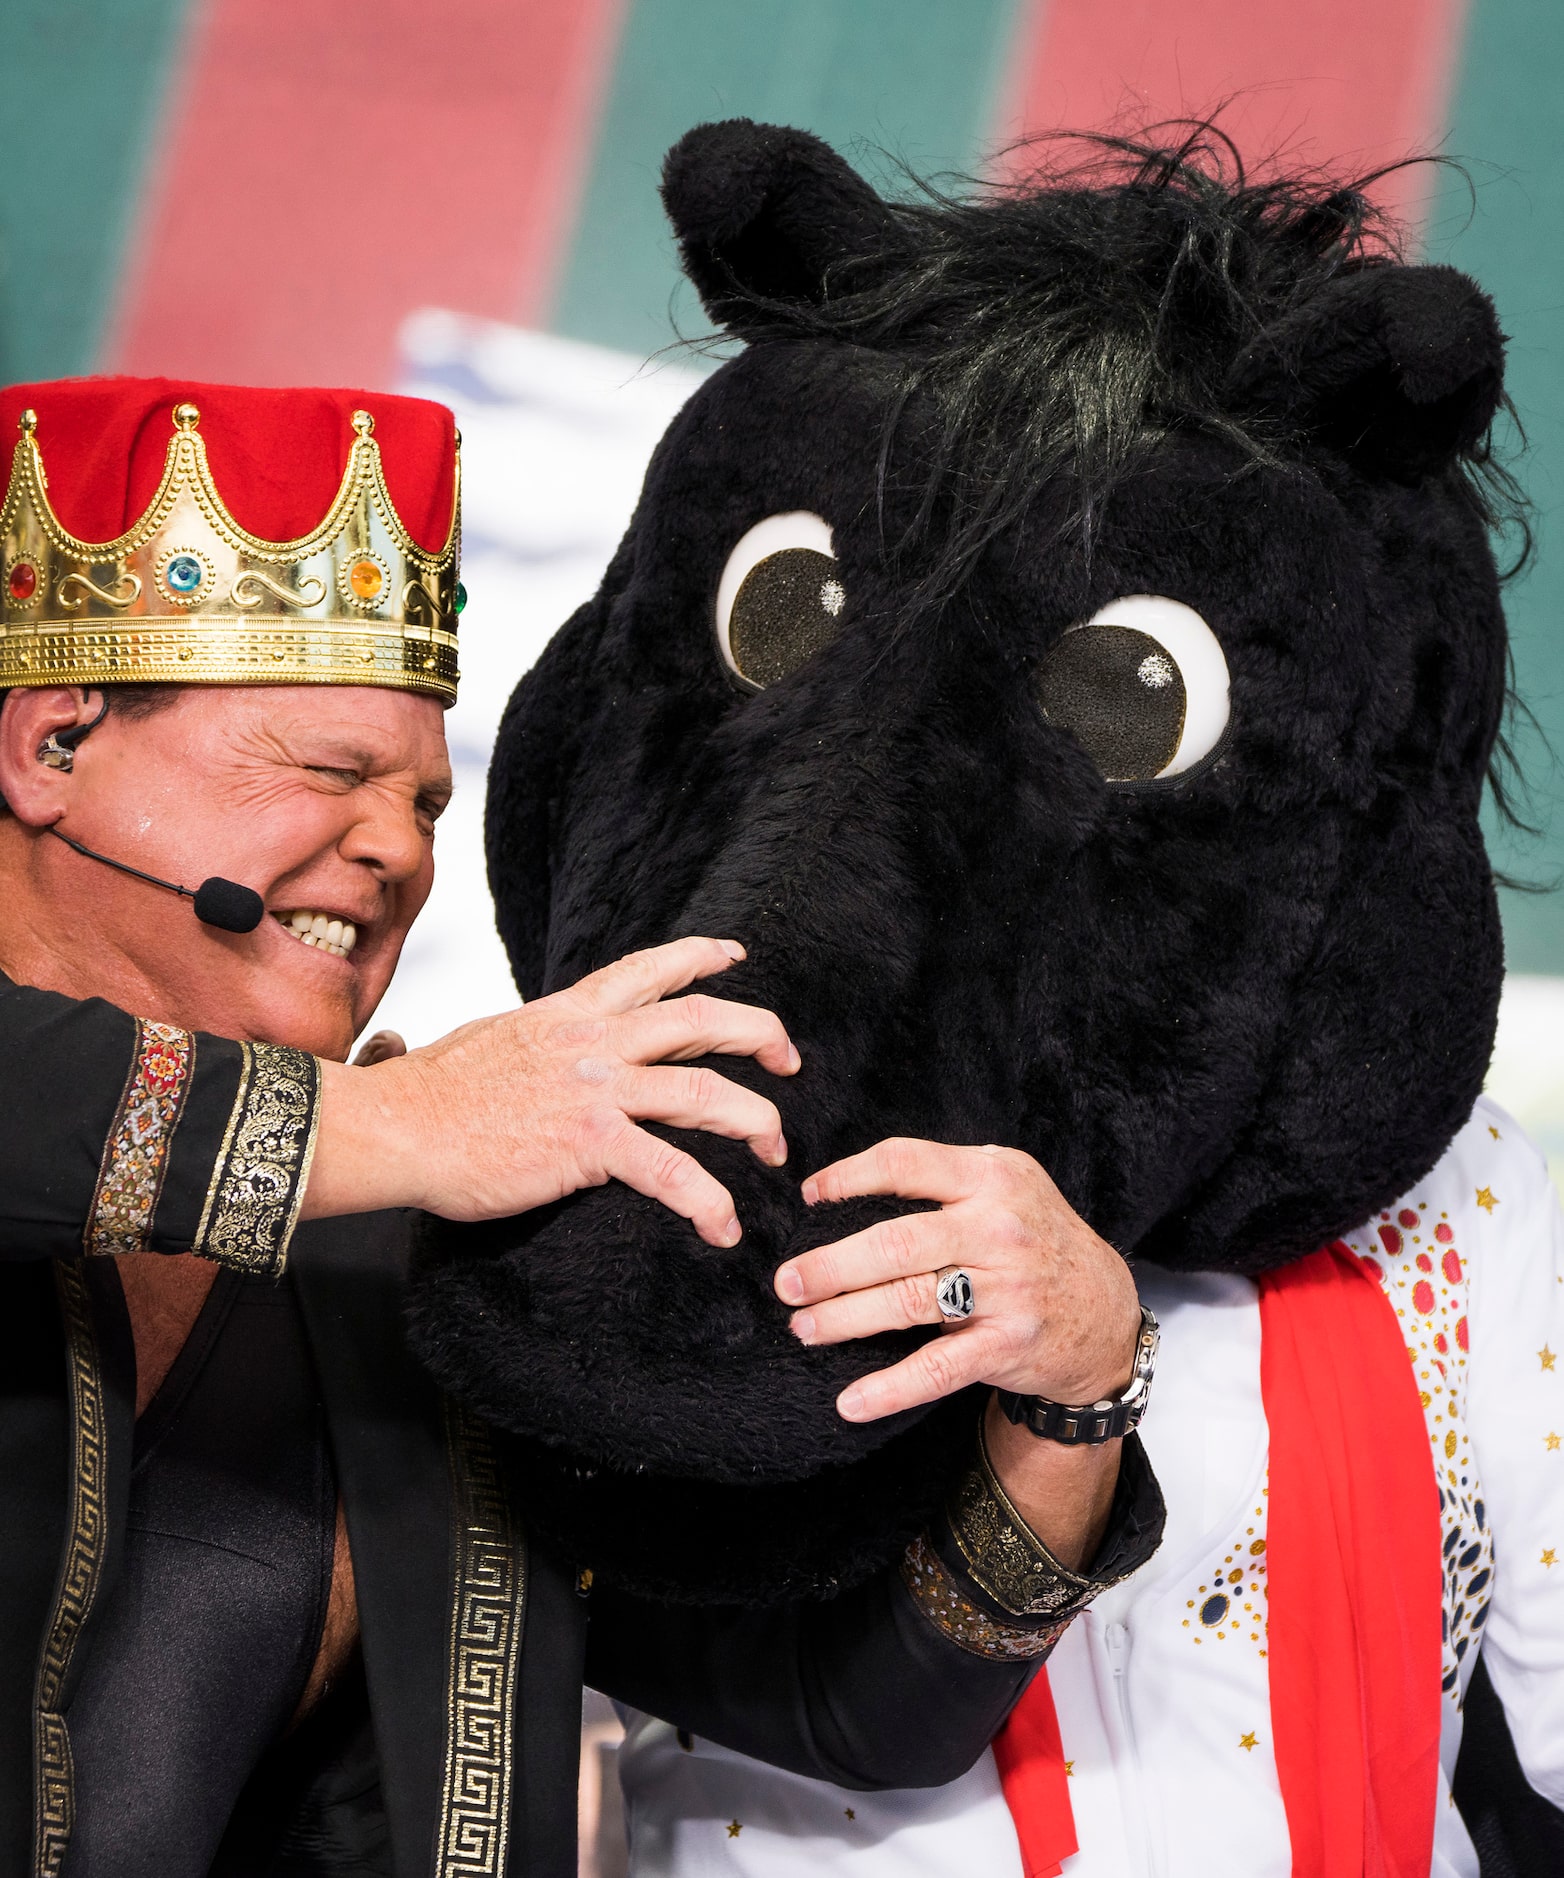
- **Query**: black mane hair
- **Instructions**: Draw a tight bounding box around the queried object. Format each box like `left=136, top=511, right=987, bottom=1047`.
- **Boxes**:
left=695, top=132, right=1390, bottom=567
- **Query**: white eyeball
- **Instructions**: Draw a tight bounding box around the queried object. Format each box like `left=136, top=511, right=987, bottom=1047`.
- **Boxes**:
left=715, top=512, right=843, bottom=691
left=1036, top=594, right=1231, bottom=783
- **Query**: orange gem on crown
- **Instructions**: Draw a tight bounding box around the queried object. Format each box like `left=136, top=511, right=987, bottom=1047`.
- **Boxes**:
left=349, top=558, right=384, bottom=600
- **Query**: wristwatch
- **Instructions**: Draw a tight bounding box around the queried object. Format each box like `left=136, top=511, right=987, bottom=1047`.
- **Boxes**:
left=995, top=1304, right=1160, bottom=1444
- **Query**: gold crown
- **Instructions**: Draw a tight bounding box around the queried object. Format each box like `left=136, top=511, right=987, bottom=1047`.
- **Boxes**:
left=0, top=403, right=460, bottom=702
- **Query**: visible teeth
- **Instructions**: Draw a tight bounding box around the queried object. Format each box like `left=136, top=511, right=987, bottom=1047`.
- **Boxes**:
left=275, top=910, right=359, bottom=959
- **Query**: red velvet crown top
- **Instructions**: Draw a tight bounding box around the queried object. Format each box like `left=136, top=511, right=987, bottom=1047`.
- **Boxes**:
left=0, top=377, right=458, bottom=555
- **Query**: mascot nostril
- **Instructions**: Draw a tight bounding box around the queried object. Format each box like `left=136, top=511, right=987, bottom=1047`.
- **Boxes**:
left=407, top=120, right=1510, bottom=1607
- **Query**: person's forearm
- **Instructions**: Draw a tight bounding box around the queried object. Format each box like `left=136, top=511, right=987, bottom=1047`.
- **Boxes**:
left=588, top=1564, right=1037, bottom=1792
left=982, top=1395, right=1120, bottom=1572
left=300, top=1056, right=429, bottom=1219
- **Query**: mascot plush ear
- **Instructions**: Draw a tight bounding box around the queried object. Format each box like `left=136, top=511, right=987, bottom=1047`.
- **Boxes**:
left=1225, top=263, right=1505, bottom=479
left=661, top=118, right=904, bottom=332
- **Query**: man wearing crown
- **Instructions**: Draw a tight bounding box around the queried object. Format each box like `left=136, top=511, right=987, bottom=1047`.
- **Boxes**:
left=0, top=378, right=1163, bottom=1877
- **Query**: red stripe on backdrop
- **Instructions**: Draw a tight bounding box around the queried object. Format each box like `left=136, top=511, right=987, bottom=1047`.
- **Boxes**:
left=107, top=0, right=625, bottom=387
left=998, top=0, right=1468, bottom=223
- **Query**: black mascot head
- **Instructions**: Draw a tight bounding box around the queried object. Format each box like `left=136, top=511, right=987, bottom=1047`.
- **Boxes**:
left=409, top=121, right=1512, bottom=1604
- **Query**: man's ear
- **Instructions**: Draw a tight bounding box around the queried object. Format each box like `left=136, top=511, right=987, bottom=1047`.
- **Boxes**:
left=1224, top=264, right=1505, bottom=480
left=0, top=687, right=97, bottom=826
left=661, top=119, right=901, bottom=337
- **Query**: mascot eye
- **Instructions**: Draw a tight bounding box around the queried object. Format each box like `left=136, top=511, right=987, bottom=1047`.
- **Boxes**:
left=1036, top=595, right=1231, bottom=784
left=715, top=511, right=844, bottom=691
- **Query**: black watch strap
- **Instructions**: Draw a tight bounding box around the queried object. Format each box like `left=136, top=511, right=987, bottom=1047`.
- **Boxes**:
left=996, top=1304, right=1159, bottom=1444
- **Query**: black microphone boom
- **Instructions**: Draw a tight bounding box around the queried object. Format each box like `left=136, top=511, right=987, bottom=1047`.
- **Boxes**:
left=50, top=830, right=266, bottom=934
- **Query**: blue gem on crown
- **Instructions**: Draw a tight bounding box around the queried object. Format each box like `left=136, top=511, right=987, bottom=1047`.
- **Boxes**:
left=165, top=553, right=203, bottom=594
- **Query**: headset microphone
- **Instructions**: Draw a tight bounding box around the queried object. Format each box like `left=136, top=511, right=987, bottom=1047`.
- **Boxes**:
left=49, top=829, right=266, bottom=934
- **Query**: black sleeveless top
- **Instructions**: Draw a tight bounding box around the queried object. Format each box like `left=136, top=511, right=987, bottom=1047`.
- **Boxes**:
left=63, top=1268, right=337, bottom=1878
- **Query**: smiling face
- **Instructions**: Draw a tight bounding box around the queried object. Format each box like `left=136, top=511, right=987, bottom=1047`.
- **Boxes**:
left=0, top=683, right=452, bottom=1059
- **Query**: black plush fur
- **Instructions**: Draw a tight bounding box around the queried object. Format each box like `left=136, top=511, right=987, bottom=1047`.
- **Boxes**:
left=408, top=123, right=1512, bottom=1605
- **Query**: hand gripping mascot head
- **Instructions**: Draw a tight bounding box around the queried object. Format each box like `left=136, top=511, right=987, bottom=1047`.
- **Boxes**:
left=410, top=122, right=1512, bottom=1605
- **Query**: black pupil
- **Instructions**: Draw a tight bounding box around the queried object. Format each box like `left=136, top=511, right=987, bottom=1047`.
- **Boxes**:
left=1036, top=625, right=1186, bottom=782
left=728, top=549, right=843, bottom=687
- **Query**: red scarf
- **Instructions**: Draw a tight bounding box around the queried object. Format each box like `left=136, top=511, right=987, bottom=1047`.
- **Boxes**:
left=995, top=1243, right=1444, bottom=1878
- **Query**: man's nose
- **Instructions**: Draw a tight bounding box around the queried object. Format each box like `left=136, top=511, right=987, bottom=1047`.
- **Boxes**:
left=339, top=795, right=427, bottom=881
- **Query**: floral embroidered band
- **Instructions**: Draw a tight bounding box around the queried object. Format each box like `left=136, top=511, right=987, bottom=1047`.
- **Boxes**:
left=900, top=1533, right=1069, bottom=1661
left=84, top=1018, right=193, bottom=1255
left=946, top=1430, right=1103, bottom=1619
left=192, top=1042, right=320, bottom=1276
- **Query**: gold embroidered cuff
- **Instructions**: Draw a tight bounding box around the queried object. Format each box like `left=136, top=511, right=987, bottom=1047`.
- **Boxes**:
left=85, top=1019, right=194, bottom=1255
left=191, top=1042, right=320, bottom=1277
left=900, top=1532, right=1068, bottom=1660
left=946, top=1425, right=1100, bottom=1619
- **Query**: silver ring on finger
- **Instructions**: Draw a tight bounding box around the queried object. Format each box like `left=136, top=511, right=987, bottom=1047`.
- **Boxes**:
left=935, top=1267, right=976, bottom=1321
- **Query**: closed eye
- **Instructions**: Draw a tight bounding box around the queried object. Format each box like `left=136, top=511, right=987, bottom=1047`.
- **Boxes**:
left=303, top=765, right=450, bottom=834
left=415, top=787, right=450, bottom=835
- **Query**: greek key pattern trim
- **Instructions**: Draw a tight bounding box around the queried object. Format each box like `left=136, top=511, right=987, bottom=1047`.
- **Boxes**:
left=192, top=1043, right=319, bottom=1276
left=33, top=1261, right=109, bottom=1875
left=901, top=1533, right=1067, bottom=1661
left=436, top=1405, right=525, bottom=1878
left=83, top=1019, right=193, bottom=1255
left=947, top=1433, right=1098, bottom=1618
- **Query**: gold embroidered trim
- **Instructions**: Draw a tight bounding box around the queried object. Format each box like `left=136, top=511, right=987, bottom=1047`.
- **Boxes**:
left=33, top=1261, right=109, bottom=1875
left=946, top=1430, right=1099, bottom=1619
left=436, top=1405, right=525, bottom=1878
left=900, top=1533, right=1067, bottom=1661
left=192, top=1042, right=319, bottom=1276
left=83, top=1019, right=193, bottom=1255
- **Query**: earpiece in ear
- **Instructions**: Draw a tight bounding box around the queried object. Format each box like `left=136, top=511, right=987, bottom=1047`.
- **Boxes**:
left=36, top=733, right=75, bottom=772
left=33, top=692, right=110, bottom=773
